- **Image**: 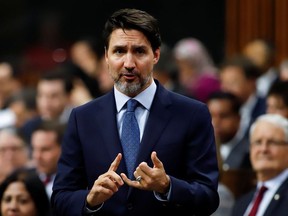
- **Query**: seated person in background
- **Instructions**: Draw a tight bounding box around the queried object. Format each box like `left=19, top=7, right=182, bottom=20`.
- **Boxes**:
left=266, top=80, right=288, bottom=118
left=0, top=167, right=51, bottom=216
left=0, top=61, right=22, bottom=110
left=231, top=114, right=288, bottom=216
left=219, top=55, right=266, bottom=145
left=278, top=59, right=288, bottom=81
left=173, top=37, right=220, bottom=102
left=242, top=38, right=278, bottom=98
left=207, top=91, right=251, bottom=171
left=153, top=43, right=185, bottom=95
left=0, top=87, right=37, bottom=130
left=20, top=69, right=73, bottom=144
left=30, top=120, right=66, bottom=198
left=0, top=128, right=31, bottom=184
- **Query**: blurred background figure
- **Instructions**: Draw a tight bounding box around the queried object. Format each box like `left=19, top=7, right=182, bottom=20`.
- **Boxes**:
left=0, top=88, right=37, bottom=130
left=153, top=43, right=185, bottom=95
left=173, top=37, right=220, bottom=102
left=0, top=167, right=51, bottom=216
left=231, top=114, right=288, bottom=216
left=207, top=91, right=256, bottom=214
left=211, top=182, right=234, bottom=216
left=242, top=38, right=278, bottom=98
left=19, top=69, right=73, bottom=144
left=266, top=80, right=288, bottom=118
left=68, top=36, right=105, bottom=99
left=0, top=61, right=22, bottom=110
left=96, top=55, right=114, bottom=94
left=0, top=129, right=31, bottom=184
left=278, top=59, right=288, bottom=81
left=219, top=54, right=266, bottom=143
left=30, top=120, right=65, bottom=198
left=207, top=91, right=251, bottom=171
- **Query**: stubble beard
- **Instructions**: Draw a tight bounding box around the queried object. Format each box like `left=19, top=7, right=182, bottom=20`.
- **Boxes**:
left=114, top=74, right=152, bottom=97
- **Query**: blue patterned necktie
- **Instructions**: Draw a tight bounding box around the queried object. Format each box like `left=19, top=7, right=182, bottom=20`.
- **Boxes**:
left=121, top=99, right=140, bottom=179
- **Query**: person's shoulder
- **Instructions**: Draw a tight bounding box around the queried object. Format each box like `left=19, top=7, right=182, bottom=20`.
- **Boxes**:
left=21, top=115, right=43, bottom=130
left=73, top=91, right=113, bottom=112
left=169, top=90, right=207, bottom=107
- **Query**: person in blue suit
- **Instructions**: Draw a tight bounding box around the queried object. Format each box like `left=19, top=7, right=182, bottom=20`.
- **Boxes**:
left=51, top=8, right=219, bottom=216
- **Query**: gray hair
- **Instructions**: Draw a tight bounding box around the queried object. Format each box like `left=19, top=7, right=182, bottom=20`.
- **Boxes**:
left=249, top=114, right=288, bottom=142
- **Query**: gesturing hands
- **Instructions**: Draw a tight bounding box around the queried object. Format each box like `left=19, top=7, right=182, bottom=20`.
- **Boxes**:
left=86, top=153, right=124, bottom=207
left=86, top=151, right=170, bottom=208
left=121, top=151, right=170, bottom=194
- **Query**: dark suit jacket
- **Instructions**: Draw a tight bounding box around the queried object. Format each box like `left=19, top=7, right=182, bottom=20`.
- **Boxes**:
left=51, top=80, right=219, bottom=216
left=231, top=176, right=288, bottom=216
left=223, top=135, right=252, bottom=170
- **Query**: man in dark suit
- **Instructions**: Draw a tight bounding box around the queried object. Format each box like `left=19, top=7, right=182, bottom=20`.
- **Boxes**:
left=51, top=8, right=219, bottom=216
left=231, top=113, right=288, bottom=216
left=207, top=91, right=251, bottom=171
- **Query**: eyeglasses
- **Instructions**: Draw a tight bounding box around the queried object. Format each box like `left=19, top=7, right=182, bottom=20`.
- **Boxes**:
left=0, top=146, right=25, bottom=154
left=251, top=140, right=288, bottom=148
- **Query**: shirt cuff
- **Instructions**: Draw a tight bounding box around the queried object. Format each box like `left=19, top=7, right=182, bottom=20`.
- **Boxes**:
left=84, top=202, right=104, bottom=214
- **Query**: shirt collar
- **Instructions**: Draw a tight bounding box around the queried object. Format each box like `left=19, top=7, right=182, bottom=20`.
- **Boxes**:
left=114, top=80, right=157, bottom=113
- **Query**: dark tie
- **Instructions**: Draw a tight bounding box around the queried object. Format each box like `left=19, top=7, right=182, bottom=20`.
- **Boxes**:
left=43, top=175, right=51, bottom=186
left=121, top=99, right=140, bottom=179
left=248, top=185, right=268, bottom=216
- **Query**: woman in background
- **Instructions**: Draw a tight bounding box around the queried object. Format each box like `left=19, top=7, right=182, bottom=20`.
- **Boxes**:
left=0, top=167, right=51, bottom=216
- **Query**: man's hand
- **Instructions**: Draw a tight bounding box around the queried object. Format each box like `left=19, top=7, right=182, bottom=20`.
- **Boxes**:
left=86, top=153, right=124, bottom=207
left=121, top=151, right=170, bottom=194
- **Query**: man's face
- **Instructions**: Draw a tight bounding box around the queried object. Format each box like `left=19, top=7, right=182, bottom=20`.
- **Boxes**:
left=250, top=121, right=288, bottom=179
left=105, top=29, right=160, bottom=97
left=31, top=130, right=61, bottom=175
left=37, top=80, right=69, bottom=120
left=266, top=95, right=288, bottom=118
left=220, top=66, right=254, bottom=104
left=208, top=99, right=240, bottom=143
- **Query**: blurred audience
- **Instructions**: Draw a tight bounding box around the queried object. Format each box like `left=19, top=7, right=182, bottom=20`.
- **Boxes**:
left=231, top=114, right=288, bottom=216
left=0, top=129, right=31, bottom=184
left=242, top=38, right=278, bottom=98
left=207, top=91, right=251, bottom=171
left=0, top=61, right=22, bottom=110
left=211, top=182, right=235, bottom=216
left=30, top=120, right=65, bottom=198
left=0, top=88, right=37, bottom=130
left=19, top=69, right=73, bottom=144
left=173, top=37, right=220, bottom=102
left=68, top=36, right=105, bottom=98
left=266, top=80, right=288, bottom=118
left=0, top=167, right=51, bottom=216
left=153, top=43, right=185, bottom=95
left=219, top=54, right=266, bottom=143
left=97, top=55, right=114, bottom=94
left=278, top=59, right=288, bottom=81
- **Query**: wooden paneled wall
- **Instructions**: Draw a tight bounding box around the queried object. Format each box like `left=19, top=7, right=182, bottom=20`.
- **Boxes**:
left=225, top=0, right=288, bottom=66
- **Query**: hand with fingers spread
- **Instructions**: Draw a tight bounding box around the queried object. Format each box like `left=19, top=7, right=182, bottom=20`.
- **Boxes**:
left=86, top=153, right=124, bottom=208
left=121, top=151, right=170, bottom=194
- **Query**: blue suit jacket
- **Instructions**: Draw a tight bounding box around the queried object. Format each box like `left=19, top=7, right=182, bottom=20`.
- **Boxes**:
left=231, top=177, right=288, bottom=216
left=51, top=80, right=219, bottom=216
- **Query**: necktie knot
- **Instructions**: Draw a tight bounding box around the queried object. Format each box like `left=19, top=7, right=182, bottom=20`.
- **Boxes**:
left=127, top=99, right=138, bottom=112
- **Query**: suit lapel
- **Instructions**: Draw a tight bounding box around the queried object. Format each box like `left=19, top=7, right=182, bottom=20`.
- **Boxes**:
left=96, top=91, right=127, bottom=173
left=264, top=176, right=288, bottom=216
left=137, top=88, right=172, bottom=165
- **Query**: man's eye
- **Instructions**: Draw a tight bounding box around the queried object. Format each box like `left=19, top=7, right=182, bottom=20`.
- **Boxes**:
left=135, top=48, right=145, bottom=54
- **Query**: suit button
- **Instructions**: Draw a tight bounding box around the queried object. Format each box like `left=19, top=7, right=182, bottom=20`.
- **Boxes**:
left=127, top=203, right=133, bottom=210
